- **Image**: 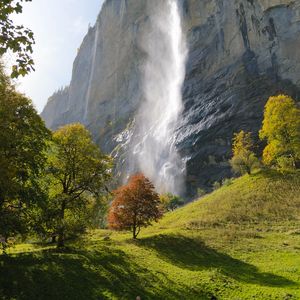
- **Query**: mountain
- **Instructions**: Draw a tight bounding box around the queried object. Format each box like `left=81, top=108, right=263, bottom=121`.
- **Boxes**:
left=41, top=0, right=300, bottom=195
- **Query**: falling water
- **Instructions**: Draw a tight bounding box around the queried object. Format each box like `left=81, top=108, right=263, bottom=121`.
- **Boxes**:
left=84, top=23, right=99, bottom=122
left=131, top=0, right=187, bottom=195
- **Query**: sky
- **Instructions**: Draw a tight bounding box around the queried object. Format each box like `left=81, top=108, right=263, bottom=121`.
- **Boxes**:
left=10, top=0, right=104, bottom=112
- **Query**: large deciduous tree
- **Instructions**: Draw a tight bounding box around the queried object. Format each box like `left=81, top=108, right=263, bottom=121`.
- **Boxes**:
left=259, top=95, right=300, bottom=170
left=108, top=174, right=163, bottom=239
left=230, top=130, right=260, bottom=175
left=0, top=0, right=35, bottom=77
left=0, top=65, right=50, bottom=249
left=45, top=123, right=113, bottom=248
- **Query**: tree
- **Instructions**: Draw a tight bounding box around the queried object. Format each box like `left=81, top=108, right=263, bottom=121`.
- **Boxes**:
left=108, top=174, right=163, bottom=239
left=212, top=181, right=221, bottom=190
left=230, top=130, right=260, bottom=175
left=45, top=123, right=113, bottom=248
left=259, top=95, right=300, bottom=170
left=0, top=0, right=35, bottom=77
left=160, top=193, right=184, bottom=212
left=0, top=65, right=50, bottom=250
left=196, top=188, right=206, bottom=198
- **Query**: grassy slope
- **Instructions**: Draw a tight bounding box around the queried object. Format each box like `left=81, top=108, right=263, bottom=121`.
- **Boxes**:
left=1, top=171, right=300, bottom=300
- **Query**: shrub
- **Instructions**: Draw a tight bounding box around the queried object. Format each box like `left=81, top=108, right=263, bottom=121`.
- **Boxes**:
left=160, top=193, right=185, bottom=212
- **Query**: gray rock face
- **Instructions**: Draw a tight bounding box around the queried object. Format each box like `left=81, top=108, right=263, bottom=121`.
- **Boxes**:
left=180, top=0, right=300, bottom=194
left=41, top=0, right=300, bottom=196
left=42, top=0, right=148, bottom=152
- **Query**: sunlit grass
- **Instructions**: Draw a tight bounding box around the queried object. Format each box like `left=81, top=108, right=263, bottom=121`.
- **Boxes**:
left=1, top=170, right=300, bottom=299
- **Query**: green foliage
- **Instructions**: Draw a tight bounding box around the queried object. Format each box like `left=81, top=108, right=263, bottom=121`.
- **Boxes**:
left=196, top=188, right=206, bottom=198
left=222, top=178, right=233, bottom=187
left=42, top=123, right=113, bottom=247
left=88, top=194, right=111, bottom=229
left=212, top=181, right=221, bottom=190
left=277, top=156, right=297, bottom=173
left=259, top=95, right=300, bottom=169
left=230, top=152, right=260, bottom=175
left=0, top=65, right=50, bottom=249
left=230, top=130, right=260, bottom=175
left=1, top=171, right=300, bottom=299
left=0, top=0, right=35, bottom=77
left=160, top=193, right=185, bottom=212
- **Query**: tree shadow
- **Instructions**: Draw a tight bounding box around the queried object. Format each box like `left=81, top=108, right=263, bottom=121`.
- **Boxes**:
left=137, top=234, right=297, bottom=288
left=0, top=245, right=210, bottom=300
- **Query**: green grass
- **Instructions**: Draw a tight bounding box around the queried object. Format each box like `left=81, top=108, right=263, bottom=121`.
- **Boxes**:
left=1, top=170, right=300, bottom=299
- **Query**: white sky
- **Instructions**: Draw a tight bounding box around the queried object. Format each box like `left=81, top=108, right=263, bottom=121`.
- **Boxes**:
left=11, top=0, right=104, bottom=112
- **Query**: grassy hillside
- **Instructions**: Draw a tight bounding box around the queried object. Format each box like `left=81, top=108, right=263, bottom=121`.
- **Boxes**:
left=1, top=171, right=300, bottom=300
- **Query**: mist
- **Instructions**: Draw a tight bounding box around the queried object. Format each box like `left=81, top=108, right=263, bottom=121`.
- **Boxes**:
left=130, top=0, right=187, bottom=195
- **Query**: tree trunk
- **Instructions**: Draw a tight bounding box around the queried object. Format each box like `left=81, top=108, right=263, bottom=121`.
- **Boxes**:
left=57, top=201, right=66, bottom=248
left=57, top=231, right=64, bottom=248
left=132, top=225, right=140, bottom=239
left=133, top=225, right=137, bottom=239
left=51, top=235, right=57, bottom=244
left=246, top=165, right=251, bottom=175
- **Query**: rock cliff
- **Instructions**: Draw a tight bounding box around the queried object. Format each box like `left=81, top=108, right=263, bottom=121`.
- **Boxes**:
left=41, top=0, right=300, bottom=195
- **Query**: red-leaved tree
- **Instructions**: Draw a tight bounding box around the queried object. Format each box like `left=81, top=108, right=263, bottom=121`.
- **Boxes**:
left=108, top=174, right=163, bottom=239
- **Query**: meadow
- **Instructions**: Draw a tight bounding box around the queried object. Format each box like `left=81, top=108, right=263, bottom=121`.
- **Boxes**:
left=1, top=170, right=300, bottom=299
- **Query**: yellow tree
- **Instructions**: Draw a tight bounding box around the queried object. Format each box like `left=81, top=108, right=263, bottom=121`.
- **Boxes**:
left=46, top=123, right=113, bottom=247
left=259, top=95, right=300, bottom=169
left=230, top=130, right=260, bottom=175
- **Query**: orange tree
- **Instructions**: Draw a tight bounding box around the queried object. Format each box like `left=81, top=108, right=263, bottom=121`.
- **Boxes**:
left=108, top=174, right=163, bottom=239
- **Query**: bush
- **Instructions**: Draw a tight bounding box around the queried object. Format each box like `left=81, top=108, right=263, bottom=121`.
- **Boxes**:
left=160, top=193, right=185, bottom=212
left=213, top=181, right=221, bottom=190
left=277, top=156, right=297, bottom=173
left=230, top=152, right=261, bottom=175
left=197, top=188, right=206, bottom=198
left=222, top=178, right=234, bottom=187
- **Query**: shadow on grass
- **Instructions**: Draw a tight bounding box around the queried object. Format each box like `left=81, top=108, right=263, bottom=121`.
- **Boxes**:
left=254, top=169, right=300, bottom=180
left=0, top=245, right=210, bottom=300
left=138, top=234, right=297, bottom=288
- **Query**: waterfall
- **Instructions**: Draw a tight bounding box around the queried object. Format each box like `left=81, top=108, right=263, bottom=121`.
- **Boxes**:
left=84, top=22, right=99, bottom=122
left=130, top=0, right=187, bottom=195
